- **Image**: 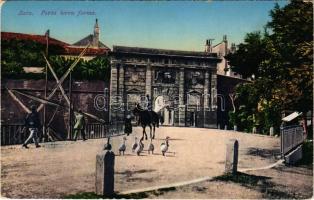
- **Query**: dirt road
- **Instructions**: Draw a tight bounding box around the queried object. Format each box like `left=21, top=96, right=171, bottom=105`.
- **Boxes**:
left=1, top=127, right=281, bottom=198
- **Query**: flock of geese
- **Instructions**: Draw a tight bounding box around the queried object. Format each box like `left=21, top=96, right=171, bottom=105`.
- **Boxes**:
left=116, top=136, right=170, bottom=156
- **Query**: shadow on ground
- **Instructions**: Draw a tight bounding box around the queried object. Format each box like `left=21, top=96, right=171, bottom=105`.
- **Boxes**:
left=211, top=172, right=300, bottom=199
left=246, top=147, right=281, bottom=159
left=64, top=187, right=177, bottom=199
left=116, top=169, right=156, bottom=183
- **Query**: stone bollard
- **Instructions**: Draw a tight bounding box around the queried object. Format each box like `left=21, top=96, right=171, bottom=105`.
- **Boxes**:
left=225, top=140, right=239, bottom=175
left=224, top=125, right=228, bottom=130
left=269, top=127, right=274, bottom=136
left=217, top=124, right=221, bottom=129
left=95, top=150, right=115, bottom=197
left=233, top=125, right=237, bottom=131
left=252, top=127, right=257, bottom=134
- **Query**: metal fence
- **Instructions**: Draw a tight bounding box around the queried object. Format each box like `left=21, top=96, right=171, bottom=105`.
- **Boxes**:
left=280, top=125, right=304, bottom=155
left=1, top=122, right=125, bottom=146
left=1, top=124, right=26, bottom=145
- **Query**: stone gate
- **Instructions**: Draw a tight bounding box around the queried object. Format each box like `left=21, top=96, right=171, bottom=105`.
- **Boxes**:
left=109, top=46, right=221, bottom=128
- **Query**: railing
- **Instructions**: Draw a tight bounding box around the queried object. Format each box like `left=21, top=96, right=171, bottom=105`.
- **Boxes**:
left=1, top=122, right=125, bottom=146
left=280, top=125, right=304, bottom=155
left=1, top=124, right=26, bottom=145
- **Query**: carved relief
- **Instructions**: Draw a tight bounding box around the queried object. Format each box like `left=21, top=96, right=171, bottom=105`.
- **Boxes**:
left=185, top=70, right=204, bottom=88
left=125, top=66, right=146, bottom=84
left=155, top=69, right=176, bottom=84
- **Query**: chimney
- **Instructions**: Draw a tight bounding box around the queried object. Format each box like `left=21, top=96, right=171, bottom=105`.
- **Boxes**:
left=223, top=35, right=227, bottom=42
left=93, top=18, right=100, bottom=47
left=230, top=43, right=236, bottom=53
left=205, top=39, right=214, bottom=53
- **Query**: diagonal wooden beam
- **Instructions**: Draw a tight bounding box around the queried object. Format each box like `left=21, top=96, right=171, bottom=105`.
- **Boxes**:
left=12, top=89, right=106, bottom=124
left=36, top=44, right=90, bottom=112
left=12, top=89, right=63, bottom=108
left=6, top=87, right=31, bottom=113
left=42, top=53, right=70, bottom=106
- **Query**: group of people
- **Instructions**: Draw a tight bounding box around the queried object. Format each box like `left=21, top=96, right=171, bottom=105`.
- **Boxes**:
left=22, top=106, right=87, bottom=148
left=21, top=95, right=152, bottom=148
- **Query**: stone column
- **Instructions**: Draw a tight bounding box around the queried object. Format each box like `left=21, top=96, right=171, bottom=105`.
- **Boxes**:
left=110, top=61, right=118, bottom=96
left=178, top=68, right=185, bottom=126
left=118, top=64, right=125, bottom=97
left=206, top=70, right=217, bottom=128
left=203, top=70, right=210, bottom=128
left=211, top=70, right=217, bottom=110
left=145, top=62, right=152, bottom=97
left=109, top=61, right=118, bottom=122
left=117, top=64, right=125, bottom=120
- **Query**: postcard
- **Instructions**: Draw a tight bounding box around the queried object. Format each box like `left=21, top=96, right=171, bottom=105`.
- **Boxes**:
left=1, top=1, right=313, bottom=199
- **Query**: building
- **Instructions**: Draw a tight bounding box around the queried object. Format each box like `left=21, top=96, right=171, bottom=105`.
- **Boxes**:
left=206, top=35, right=239, bottom=78
left=109, top=46, right=221, bottom=128
left=2, top=19, right=110, bottom=63
left=64, top=19, right=110, bottom=60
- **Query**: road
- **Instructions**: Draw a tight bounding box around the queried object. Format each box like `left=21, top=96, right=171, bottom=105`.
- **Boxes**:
left=1, top=127, right=280, bottom=198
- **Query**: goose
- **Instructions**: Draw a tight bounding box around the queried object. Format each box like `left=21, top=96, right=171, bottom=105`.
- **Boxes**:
left=160, top=136, right=170, bottom=156
left=148, top=138, right=154, bottom=154
left=132, top=137, right=138, bottom=153
left=136, top=137, right=144, bottom=156
left=119, top=137, right=127, bottom=155
left=103, top=137, right=112, bottom=151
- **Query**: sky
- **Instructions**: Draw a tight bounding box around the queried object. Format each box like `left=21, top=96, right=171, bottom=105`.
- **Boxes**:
left=1, top=1, right=288, bottom=51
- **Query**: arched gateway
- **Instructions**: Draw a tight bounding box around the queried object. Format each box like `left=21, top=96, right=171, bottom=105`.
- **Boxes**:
left=109, top=46, right=221, bottom=128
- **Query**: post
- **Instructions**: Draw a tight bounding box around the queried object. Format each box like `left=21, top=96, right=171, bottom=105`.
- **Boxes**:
left=252, top=127, right=257, bottom=134
left=233, top=125, right=237, bottom=131
left=43, top=30, right=49, bottom=142
left=225, top=139, right=239, bottom=174
left=68, top=72, right=73, bottom=140
left=96, top=150, right=115, bottom=197
left=269, top=126, right=274, bottom=136
left=224, top=125, right=227, bottom=130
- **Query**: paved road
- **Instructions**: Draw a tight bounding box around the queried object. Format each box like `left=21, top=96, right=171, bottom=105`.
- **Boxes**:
left=1, top=127, right=280, bottom=198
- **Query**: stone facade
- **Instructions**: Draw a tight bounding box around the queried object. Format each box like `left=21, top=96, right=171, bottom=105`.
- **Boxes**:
left=109, top=46, right=221, bottom=128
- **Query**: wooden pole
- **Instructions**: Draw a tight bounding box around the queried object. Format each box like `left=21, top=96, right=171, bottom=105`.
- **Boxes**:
left=68, top=72, right=73, bottom=140
left=43, top=30, right=49, bottom=142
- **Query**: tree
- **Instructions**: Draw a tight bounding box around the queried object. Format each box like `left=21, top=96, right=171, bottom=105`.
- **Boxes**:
left=225, top=32, right=269, bottom=79
left=226, top=0, right=313, bottom=134
left=1, top=38, right=111, bottom=81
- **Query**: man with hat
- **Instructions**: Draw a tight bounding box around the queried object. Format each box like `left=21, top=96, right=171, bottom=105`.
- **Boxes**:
left=73, top=109, right=87, bottom=141
left=22, top=105, right=41, bottom=148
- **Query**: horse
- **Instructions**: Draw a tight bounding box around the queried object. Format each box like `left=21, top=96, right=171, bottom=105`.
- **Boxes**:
left=133, top=105, right=159, bottom=140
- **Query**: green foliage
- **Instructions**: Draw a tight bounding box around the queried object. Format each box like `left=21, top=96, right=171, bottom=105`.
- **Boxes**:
left=226, top=0, right=313, bottom=134
left=1, top=38, right=110, bottom=81
left=48, top=56, right=110, bottom=81
left=225, top=32, right=270, bottom=79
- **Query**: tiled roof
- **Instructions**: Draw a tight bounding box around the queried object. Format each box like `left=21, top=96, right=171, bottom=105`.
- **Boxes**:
left=64, top=46, right=110, bottom=56
left=1, top=31, right=110, bottom=56
left=72, top=34, right=110, bottom=49
left=1, top=32, right=69, bottom=47
left=72, top=34, right=94, bottom=46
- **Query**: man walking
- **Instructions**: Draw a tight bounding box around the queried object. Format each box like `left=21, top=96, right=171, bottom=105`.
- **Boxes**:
left=73, top=109, right=86, bottom=141
left=22, top=105, right=41, bottom=148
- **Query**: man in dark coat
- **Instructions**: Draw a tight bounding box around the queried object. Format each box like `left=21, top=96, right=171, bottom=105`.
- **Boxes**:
left=124, top=114, right=132, bottom=136
left=22, top=105, right=41, bottom=148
